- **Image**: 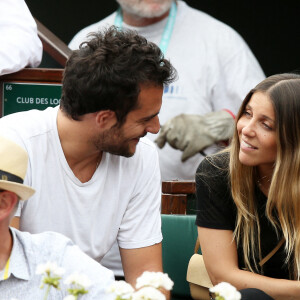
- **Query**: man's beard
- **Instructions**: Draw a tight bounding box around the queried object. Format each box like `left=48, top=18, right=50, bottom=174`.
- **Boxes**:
left=93, top=126, right=145, bottom=158
left=117, top=0, right=173, bottom=18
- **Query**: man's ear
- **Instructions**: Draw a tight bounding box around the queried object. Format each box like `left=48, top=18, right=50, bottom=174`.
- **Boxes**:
left=95, top=110, right=118, bottom=129
left=0, top=191, right=18, bottom=221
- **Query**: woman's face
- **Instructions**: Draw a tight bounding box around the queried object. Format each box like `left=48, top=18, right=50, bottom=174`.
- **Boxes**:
left=237, top=92, right=277, bottom=171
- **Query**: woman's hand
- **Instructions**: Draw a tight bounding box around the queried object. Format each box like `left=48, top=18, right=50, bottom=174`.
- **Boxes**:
left=198, top=226, right=300, bottom=300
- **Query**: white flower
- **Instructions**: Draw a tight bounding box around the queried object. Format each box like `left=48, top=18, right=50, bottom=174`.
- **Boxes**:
left=107, top=280, right=135, bottom=296
left=132, top=287, right=166, bottom=300
left=136, top=272, right=173, bottom=291
left=209, top=282, right=241, bottom=300
left=63, top=296, right=76, bottom=300
left=64, top=271, right=92, bottom=289
left=36, top=262, right=65, bottom=277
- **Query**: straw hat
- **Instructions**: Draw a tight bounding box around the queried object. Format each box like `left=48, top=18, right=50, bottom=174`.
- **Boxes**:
left=0, top=136, right=35, bottom=200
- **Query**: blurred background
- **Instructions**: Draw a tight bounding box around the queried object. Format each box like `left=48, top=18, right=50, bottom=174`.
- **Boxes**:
left=26, top=0, right=300, bottom=76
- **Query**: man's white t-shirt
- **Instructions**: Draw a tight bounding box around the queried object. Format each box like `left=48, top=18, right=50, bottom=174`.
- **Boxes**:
left=0, top=106, right=162, bottom=264
left=69, top=0, right=265, bottom=180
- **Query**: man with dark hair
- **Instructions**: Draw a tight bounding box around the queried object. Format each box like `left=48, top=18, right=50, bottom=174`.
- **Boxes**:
left=69, top=0, right=265, bottom=181
left=0, top=135, right=114, bottom=299
left=69, top=0, right=265, bottom=278
left=62, top=29, right=174, bottom=124
left=0, top=26, right=176, bottom=289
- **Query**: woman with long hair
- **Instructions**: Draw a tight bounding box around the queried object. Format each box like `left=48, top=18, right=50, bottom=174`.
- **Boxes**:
left=196, top=73, right=300, bottom=299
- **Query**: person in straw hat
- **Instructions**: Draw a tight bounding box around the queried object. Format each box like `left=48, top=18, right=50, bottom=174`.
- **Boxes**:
left=0, top=135, right=114, bottom=299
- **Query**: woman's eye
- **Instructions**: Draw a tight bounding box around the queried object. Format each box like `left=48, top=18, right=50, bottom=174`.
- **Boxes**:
left=243, top=110, right=251, bottom=117
left=262, top=123, right=273, bottom=130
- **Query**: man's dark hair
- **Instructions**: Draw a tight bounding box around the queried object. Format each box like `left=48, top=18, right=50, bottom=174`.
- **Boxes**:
left=60, top=26, right=176, bottom=124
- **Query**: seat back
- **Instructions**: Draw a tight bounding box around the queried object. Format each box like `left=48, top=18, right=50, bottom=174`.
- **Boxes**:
left=161, top=214, right=199, bottom=299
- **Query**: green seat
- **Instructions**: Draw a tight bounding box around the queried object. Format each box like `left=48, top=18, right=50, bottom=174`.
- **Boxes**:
left=161, top=214, right=199, bottom=299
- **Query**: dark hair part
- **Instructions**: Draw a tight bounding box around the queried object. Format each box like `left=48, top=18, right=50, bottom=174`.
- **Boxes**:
left=60, top=26, right=177, bottom=123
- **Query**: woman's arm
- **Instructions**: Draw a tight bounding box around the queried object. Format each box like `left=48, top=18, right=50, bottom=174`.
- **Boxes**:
left=198, top=226, right=300, bottom=300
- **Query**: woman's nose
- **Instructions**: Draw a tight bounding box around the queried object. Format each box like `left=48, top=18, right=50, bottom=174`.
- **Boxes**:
left=241, top=120, right=256, bottom=137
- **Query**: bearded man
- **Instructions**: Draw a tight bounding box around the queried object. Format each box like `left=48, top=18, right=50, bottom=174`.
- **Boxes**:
left=69, top=0, right=265, bottom=279
left=69, top=0, right=265, bottom=181
left=0, top=26, right=176, bottom=296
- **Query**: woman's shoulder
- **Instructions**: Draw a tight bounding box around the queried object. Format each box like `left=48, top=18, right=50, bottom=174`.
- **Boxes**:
left=196, top=152, right=230, bottom=195
left=197, top=152, right=229, bottom=175
left=195, top=152, right=234, bottom=230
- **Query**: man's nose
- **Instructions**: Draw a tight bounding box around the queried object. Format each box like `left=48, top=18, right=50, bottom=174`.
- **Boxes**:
left=146, top=116, right=160, bottom=134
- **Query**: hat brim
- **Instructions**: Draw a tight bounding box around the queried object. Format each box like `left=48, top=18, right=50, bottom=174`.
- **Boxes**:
left=0, top=180, right=35, bottom=200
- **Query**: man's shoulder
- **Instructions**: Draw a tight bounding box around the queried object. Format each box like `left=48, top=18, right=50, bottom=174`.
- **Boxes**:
left=13, top=228, right=73, bottom=251
left=0, top=107, right=56, bottom=127
left=178, top=1, right=242, bottom=38
left=106, top=137, right=159, bottom=181
left=134, top=137, right=159, bottom=162
left=11, top=228, right=72, bottom=265
left=0, top=107, right=57, bottom=141
left=138, top=136, right=157, bottom=151
left=11, top=228, right=115, bottom=292
left=178, top=1, right=226, bottom=24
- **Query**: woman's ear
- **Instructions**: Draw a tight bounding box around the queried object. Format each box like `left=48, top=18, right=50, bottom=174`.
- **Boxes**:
left=95, top=110, right=118, bottom=129
left=0, top=191, right=18, bottom=221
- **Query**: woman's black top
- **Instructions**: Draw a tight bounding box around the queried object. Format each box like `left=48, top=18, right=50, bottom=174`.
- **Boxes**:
left=195, top=152, right=289, bottom=279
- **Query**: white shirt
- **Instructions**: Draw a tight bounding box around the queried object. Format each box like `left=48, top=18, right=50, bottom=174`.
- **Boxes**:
left=0, top=0, right=42, bottom=75
left=0, top=106, right=162, bottom=263
left=0, top=228, right=114, bottom=300
left=69, top=0, right=265, bottom=180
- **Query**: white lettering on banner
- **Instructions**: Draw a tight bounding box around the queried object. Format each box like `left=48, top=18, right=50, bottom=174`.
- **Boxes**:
left=36, top=98, right=49, bottom=104
left=50, top=98, right=60, bottom=105
left=16, top=97, right=34, bottom=104
left=15, top=97, right=61, bottom=105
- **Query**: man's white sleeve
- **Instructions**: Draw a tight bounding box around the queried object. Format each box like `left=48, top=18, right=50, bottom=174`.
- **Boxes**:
left=118, top=142, right=162, bottom=249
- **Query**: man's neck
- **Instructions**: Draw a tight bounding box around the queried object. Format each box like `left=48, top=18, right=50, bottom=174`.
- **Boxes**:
left=0, top=228, right=13, bottom=270
left=122, top=9, right=170, bottom=27
left=56, top=108, right=102, bottom=183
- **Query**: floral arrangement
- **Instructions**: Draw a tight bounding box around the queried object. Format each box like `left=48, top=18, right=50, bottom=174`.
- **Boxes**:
left=107, top=272, right=241, bottom=300
left=107, top=271, right=174, bottom=300
left=209, top=282, right=241, bottom=300
left=10, top=261, right=240, bottom=300
left=36, top=262, right=91, bottom=300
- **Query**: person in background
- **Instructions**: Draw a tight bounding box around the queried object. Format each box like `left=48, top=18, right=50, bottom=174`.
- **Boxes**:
left=0, top=135, right=114, bottom=299
left=69, top=0, right=265, bottom=279
left=0, top=26, right=175, bottom=298
left=69, top=0, right=265, bottom=181
left=196, top=73, right=300, bottom=299
left=0, top=0, right=42, bottom=75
